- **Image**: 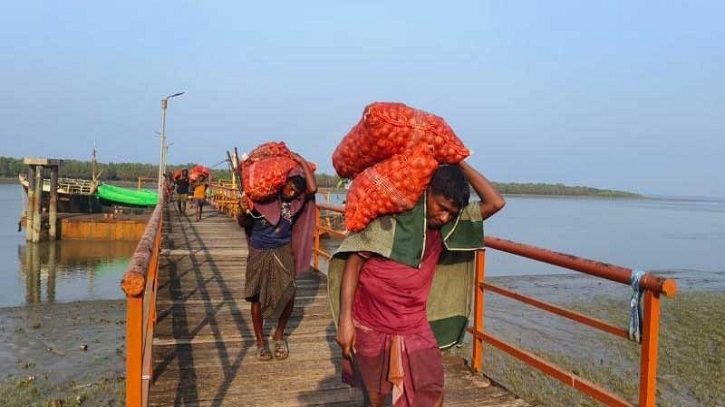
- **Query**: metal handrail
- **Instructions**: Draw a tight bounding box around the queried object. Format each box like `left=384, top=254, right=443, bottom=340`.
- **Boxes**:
left=313, top=202, right=346, bottom=269
left=470, top=237, right=678, bottom=407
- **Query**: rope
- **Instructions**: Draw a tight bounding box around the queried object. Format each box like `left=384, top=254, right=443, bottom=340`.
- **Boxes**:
left=210, top=158, right=229, bottom=168
left=629, top=270, right=645, bottom=343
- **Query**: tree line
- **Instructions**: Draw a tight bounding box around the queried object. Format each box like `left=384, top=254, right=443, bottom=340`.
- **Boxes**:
left=0, top=156, right=341, bottom=188
left=0, top=156, right=639, bottom=197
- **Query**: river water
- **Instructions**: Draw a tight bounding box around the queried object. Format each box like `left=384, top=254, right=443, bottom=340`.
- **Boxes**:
left=1, top=184, right=724, bottom=308
left=0, top=184, right=137, bottom=307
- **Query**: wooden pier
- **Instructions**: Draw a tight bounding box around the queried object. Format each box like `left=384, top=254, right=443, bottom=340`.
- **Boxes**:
left=148, top=208, right=529, bottom=406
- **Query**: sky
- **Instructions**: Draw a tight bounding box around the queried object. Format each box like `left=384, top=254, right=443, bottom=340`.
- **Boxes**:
left=1, top=1, right=723, bottom=197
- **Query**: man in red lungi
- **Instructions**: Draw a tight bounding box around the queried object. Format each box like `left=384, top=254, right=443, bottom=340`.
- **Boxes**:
left=334, top=161, right=505, bottom=407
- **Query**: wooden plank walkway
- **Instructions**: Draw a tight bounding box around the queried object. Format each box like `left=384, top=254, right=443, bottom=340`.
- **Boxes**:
left=149, top=207, right=529, bottom=406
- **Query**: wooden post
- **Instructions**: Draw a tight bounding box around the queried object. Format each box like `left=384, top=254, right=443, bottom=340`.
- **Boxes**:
left=639, top=291, right=662, bottom=407
left=32, top=165, right=43, bottom=242
left=49, top=166, right=59, bottom=240
left=48, top=242, right=57, bottom=302
left=26, top=242, right=41, bottom=302
left=25, top=166, right=36, bottom=242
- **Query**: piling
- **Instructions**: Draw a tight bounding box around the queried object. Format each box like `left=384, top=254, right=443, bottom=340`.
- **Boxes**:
left=25, top=167, right=35, bottom=242
left=32, top=165, right=42, bottom=242
left=22, top=158, right=63, bottom=242
left=49, top=167, right=59, bottom=240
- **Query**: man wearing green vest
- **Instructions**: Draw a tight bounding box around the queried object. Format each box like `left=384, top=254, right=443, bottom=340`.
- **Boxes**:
left=332, top=161, right=504, bottom=407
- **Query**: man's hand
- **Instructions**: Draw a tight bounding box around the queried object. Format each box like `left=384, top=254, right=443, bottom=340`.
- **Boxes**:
left=239, top=193, right=251, bottom=213
left=336, top=315, right=356, bottom=358
left=289, top=151, right=304, bottom=163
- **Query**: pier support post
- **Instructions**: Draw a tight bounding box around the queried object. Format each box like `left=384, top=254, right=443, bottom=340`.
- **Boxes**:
left=23, top=158, right=64, bottom=242
left=26, top=243, right=41, bottom=303
left=32, top=165, right=43, bottom=243
left=49, top=166, right=59, bottom=240
left=48, top=242, right=57, bottom=302
left=25, top=166, right=36, bottom=242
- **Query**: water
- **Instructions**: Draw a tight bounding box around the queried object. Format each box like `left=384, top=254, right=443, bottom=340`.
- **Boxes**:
left=483, top=195, right=725, bottom=277
left=1, top=185, right=723, bottom=308
left=0, top=184, right=137, bottom=307
left=317, top=192, right=725, bottom=282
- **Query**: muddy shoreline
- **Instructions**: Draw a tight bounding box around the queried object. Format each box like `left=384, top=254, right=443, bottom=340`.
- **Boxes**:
left=1, top=270, right=722, bottom=406
left=0, top=299, right=126, bottom=406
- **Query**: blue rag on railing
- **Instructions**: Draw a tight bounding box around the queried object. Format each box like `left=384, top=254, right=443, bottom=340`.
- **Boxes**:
left=629, top=270, right=645, bottom=343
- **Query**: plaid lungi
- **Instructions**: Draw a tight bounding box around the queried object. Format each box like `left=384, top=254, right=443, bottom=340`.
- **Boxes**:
left=245, top=244, right=296, bottom=318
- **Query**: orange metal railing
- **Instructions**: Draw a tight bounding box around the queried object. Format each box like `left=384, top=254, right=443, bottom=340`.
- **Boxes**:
left=120, top=192, right=165, bottom=407
left=208, top=182, right=241, bottom=218
left=310, top=204, right=678, bottom=407
left=470, top=237, right=677, bottom=407
left=313, top=202, right=347, bottom=270
left=137, top=176, right=157, bottom=190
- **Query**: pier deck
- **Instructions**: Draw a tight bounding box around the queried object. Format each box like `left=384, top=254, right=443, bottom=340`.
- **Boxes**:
left=149, top=208, right=528, bottom=406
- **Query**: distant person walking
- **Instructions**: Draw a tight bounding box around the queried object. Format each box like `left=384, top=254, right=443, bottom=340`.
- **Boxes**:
left=192, top=174, right=209, bottom=221
left=164, top=173, right=175, bottom=202
left=174, top=169, right=190, bottom=214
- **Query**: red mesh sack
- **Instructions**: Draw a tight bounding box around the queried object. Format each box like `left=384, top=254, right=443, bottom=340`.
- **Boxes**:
left=189, top=165, right=211, bottom=182
left=344, top=143, right=439, bottom=232
left=333, top=102, right=470, bottom=178
left=242, top=156, right=297, bottom=201
left=240, top=141, right=317, bottom=173
left=245, top=142, right=292, bottom=164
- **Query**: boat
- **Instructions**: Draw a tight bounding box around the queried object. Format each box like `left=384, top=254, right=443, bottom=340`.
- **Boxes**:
left=96, top=184, right=158, bottom=207
left=18, top=173, right=103, bottom=213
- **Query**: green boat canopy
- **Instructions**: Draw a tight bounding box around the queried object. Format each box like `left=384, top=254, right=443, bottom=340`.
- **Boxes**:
left=96, top=184, right=159, bottom=207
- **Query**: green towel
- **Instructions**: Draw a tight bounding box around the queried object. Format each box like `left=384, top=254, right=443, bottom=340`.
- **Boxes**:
left=328, top=198, right=484, bottom=349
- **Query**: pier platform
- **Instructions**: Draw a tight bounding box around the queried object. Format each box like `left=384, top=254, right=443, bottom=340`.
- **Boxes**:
left=20, top=212, right=150, bottom=240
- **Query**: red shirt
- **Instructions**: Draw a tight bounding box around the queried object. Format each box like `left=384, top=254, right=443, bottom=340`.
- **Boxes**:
left=353, top=229, right=443, bottom=334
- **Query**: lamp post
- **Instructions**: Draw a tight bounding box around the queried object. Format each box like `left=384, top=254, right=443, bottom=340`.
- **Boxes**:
left=158, top=92, right=184, bottom=191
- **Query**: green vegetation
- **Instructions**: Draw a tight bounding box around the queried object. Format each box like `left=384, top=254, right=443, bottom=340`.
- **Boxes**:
left=493, top=182, right=640, bottom=198
left=0, top=156, right=341, bottom=188
left=477, top=292, right=725, bottom=406
left=0, top=375, right=124, bottom=407
left=1, top=156, right=640, bottom=196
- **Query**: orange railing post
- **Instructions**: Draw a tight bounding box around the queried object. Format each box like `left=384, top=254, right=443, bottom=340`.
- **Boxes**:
left=639, top=291, right=662, bottom=407
left=471, top=250, right=485, bottom=373
left=125, top=296, right=143, bottom=406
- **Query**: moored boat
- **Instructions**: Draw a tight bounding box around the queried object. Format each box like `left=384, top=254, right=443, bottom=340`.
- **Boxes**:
left=96, top=184, right=158, bottom=207
left=18, top=174, right=103, bottom=213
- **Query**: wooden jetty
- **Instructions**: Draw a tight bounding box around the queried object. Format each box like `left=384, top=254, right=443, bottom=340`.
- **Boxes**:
left=147, top=208, right=529, bottom=406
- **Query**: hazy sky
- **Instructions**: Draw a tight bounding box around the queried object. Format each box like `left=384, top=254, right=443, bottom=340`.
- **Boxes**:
left=2, top=1, right=723, bottom=197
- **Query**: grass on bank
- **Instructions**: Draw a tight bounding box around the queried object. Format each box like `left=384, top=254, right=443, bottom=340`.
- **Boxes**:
left=0, top=374, right=124, bottom=407
left=477, top=291, right=725, bottom=407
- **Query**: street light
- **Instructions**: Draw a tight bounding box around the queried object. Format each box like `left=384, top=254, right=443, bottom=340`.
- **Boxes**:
left=158, top=91, right=184, bottom=191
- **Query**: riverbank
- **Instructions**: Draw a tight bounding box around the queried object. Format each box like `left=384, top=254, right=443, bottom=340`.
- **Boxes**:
left=471, top=272, right=725, bottom=407
left=1, top=272, right=722, bottom=407
left=0, top=300, right=126, bottom=407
